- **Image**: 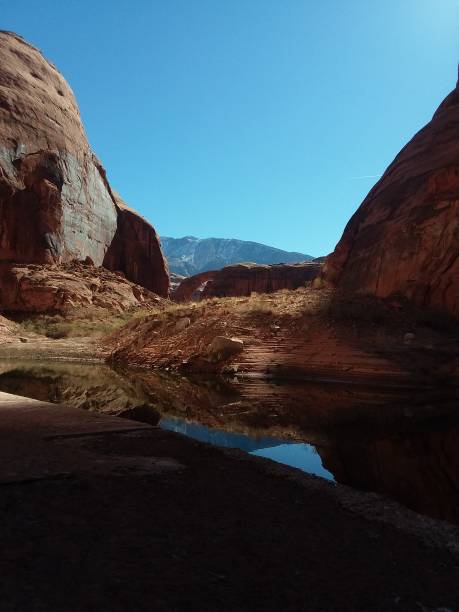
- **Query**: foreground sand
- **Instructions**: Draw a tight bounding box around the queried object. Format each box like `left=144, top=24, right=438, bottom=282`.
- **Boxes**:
left=0, top=391, right=458, bottom=611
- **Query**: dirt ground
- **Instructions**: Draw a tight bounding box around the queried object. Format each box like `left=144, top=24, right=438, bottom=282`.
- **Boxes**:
left=0, top=392, right=458, bottom=612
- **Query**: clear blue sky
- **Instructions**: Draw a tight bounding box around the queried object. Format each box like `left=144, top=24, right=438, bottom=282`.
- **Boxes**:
left=1, top=1, right=458, bottom=256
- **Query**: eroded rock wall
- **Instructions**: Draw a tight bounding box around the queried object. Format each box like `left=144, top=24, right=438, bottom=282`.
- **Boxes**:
left=175, top=262, right=322, bottom=301
left=325, top=71, right=459, bottom=316
left=103, top=194, right=170, bottom=297
left=0, top=31, right=169, bottom=297
left=0, top=31, right=117, bottom=264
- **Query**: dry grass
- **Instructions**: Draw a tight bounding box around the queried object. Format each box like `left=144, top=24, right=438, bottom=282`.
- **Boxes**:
left=20, top=306, right=158, bottom=339
left=150, top=289, right=332, bottom=322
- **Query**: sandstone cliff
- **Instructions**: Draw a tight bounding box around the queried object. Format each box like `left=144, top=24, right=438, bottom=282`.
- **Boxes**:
left=103, top=194, right=169, bottom=296
left=175, top=262, right=322, bottom=301
left=0, top=31, right=168, bottom=296
left=324, top=69, right=459, bottom=316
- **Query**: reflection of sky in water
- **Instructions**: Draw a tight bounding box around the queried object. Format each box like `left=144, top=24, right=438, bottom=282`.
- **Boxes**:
left=251, top=444, right=334, bottom=480
left=160, top=417, right=334, bottom=481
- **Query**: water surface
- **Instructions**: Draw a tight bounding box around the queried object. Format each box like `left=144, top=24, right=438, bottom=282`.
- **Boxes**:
left=0, top=359, right=457, bottom=525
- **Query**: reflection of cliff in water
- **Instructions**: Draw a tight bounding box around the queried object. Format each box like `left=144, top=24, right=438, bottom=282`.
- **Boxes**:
left=0, top=361, right=155, bottom=417
left=318, top=418, right=459, bottom=525
left=0, top=359, right=458, bottom=524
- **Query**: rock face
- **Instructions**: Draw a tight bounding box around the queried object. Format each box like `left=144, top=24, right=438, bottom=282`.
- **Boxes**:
left=324, top=70, right=459, bottom=316
left=0, top=31, right=168, bottom=296
left=161, top=235, right=313, bottom=276
left=0, top=314, right=18, bottom=342
left=103, top=194, right=169, bottom=296
left=169, top=272, right=186, bottom=293
left=174, top=270, right=215, bottom=301
left=175, top=262, right=322, bottom=301
left=0, top=261, right=163, bottom=313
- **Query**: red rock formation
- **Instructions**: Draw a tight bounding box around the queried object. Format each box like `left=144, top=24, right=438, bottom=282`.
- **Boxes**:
left=0, top=261, right=163, bottom=313
left=103, top=194, right=169, bottom=296
left=0, top=31, right=168, bottom=296
left=174, top=270, right=216, bottom=301
left=175, top=263, right=322, bottom=301
left=325, top=70, right=459, bottom=316
left=0, top=31, right=118, bottom=264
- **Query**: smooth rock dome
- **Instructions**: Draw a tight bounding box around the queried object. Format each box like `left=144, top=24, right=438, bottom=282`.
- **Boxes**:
left=0, top=31, right=169, bottom=295
left=325, top=68, right=459, bottom=316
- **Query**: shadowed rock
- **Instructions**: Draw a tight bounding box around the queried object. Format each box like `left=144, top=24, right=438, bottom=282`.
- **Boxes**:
left=325, top=68, right=459, bottom=316
left=103, top=194, right=169, bottom=296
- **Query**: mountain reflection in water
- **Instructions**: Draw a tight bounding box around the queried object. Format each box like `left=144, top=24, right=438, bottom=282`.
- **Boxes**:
left=0, top=359, right=457, bottom=525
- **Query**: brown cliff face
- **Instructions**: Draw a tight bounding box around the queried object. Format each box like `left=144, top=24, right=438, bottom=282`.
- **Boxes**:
left=0, top=31, right=118, bottom=264
left=325, top=71, right=459, bottom=316
left=0, top=31, right=168, bottom=296
left=174, top=270, right=216, bottom=301
left=175, top=262, right=322, bottom=301
left=103, top=194, right=169, bottom=297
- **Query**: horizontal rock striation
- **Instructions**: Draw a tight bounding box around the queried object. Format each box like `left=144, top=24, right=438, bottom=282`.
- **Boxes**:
left=0, top=31, right=168, bottom=297
left=175, top=262, right=322, bottom=301
left=324, top=69, right=459, bottom=316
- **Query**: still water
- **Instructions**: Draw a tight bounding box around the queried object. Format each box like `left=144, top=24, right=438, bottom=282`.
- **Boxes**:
left=161, top=416, right=334, bottom=480
left=0, top=359, right=457, bottom=525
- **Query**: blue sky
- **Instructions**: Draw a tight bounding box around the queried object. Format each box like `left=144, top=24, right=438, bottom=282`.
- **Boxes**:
left=1, top=1, right=458, bottom=256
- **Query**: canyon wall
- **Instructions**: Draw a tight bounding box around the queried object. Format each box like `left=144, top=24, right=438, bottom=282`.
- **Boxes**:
left=0, top=31, right=168, bottom=296
left=324, top=70, right=459, bottom=316
left=175, top=262, right=322, bottom=301
left=103, top=194, right=169, bottom=296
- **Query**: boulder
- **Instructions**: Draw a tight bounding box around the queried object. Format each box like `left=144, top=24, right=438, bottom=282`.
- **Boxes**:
left=207, top=336, right=244, bottom=362
left=324, top=68, right=459, bottom=316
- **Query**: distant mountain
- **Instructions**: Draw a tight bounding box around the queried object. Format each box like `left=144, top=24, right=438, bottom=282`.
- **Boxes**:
left=161, top=236, right=313, bottom=276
